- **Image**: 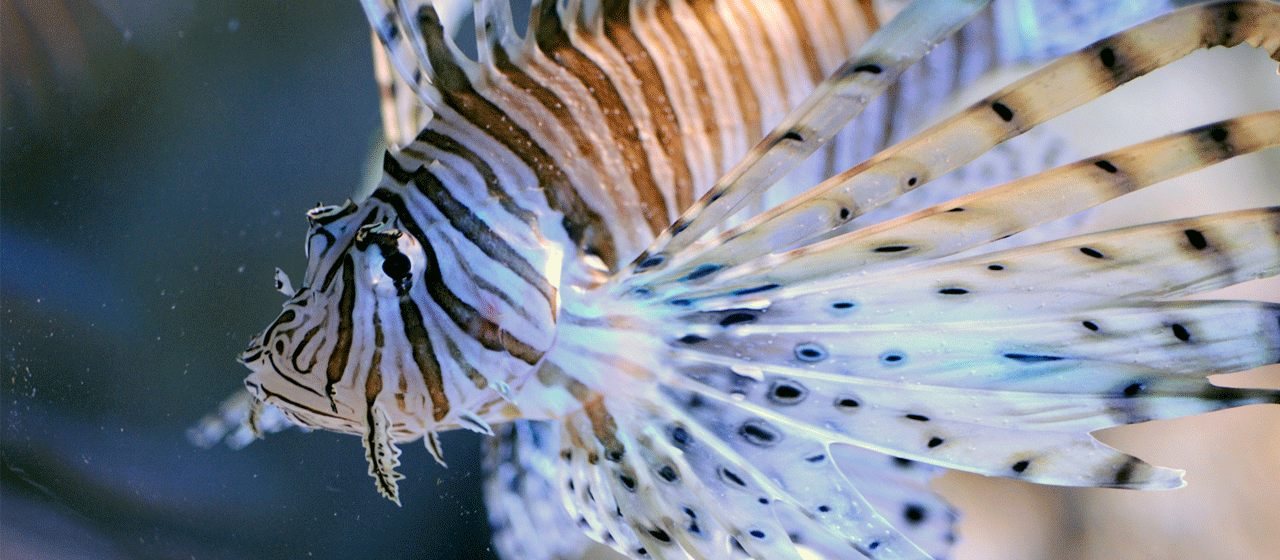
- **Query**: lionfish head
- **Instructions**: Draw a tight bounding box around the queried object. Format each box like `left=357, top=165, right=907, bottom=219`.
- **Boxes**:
left=240, top=194, right=558, bottom=443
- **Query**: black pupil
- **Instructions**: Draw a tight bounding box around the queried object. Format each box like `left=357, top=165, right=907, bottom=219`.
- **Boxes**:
left=382, top=253, right=411, bottom=280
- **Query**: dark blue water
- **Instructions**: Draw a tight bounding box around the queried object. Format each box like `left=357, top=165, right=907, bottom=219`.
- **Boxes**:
left=2, top=2, right=495, bottom=558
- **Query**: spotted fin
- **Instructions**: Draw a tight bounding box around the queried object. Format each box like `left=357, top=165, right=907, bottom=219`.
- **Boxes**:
left=630, top=0, right=994, bottom=264
left=363, top=401, right=405, bottom=505
left=549, top=393, right=947, bottom=559
left=617, top=0, right=1280, bottom=292
left=542, top=2, right=1280, bottom=559
left=484, top=420, right=615, bottom=560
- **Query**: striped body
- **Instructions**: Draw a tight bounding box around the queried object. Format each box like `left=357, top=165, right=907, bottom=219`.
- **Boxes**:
left=225, top=1, right=1280, bottom=559
left=246, top=0, right=1013, bottom=470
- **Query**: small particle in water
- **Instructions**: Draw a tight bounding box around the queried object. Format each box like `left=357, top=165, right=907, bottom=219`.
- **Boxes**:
left=237, top=265, right=246, bottom=273
left=228, top=19, right=241, bottom=32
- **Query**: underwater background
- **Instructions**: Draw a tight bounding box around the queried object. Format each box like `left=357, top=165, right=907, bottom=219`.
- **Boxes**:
left=3, top=1, right=1278, bottom=559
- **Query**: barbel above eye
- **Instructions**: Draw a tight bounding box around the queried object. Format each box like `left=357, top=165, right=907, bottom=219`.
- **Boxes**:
left=306, top=199, right=357, bottom=226
left=354, top=221, right=402, bottom=251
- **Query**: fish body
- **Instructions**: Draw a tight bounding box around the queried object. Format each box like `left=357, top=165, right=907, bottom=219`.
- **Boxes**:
left=211, top=1, right=1280, bottom=559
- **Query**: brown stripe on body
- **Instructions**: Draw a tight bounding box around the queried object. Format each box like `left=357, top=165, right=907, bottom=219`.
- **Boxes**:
left=260, top=309, right=296, bottom=348
left=267, top=352, right=327, bottom=399
left=731, top=0, right=790, bottom=112
left=488, top=44, right=621, bottom=243
left=368, top=187, right=546, bottom=366
left=396, top=361, right=409, bottom=415
left=379, top=156, right=558, bottom=313
left=320, top=210, right=383, bottom=293
left=536, top=361, right=594, bottom=402
left=364, top=303, right=385, bottom=404
left=584, top=395, right=624, bottom=461
left=533, top=1, right=673, bottom=237
left=777, top=0, right=824, bottom=84
left=405, top=128, right=540, bottom=227
left=688, top=0, right=762, bottom=147
left=443, top=334, right=489, bottom=391
left=254, top=384, right=348, bottom=425
left=414, top=6, right=615, bottom=264
left=428, top=228, right=540, bottom=326
left=650, top=0, right=715, bottom=210
left=290, top=323, right=323, bottom=374
left=399, top=296, right=450, bottom=422
left=855, top=0, right=881, bottom=34
left=598, top=0, right=691, bottom=224
left=408, top=169, right=558, bottom=310
left=324, top=256, right=357, bottom=412
left=536, top=362, right=624, bottom=459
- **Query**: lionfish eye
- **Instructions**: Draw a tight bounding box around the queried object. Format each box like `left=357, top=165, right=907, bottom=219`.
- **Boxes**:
left=382, top=253, right=411, bottom=281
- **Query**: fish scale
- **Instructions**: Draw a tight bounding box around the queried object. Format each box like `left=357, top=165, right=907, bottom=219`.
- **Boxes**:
left=188, top=1, right=1280, bottom=559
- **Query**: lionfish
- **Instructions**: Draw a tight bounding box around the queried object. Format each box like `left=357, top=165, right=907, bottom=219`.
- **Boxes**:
left=196, top=0, right=1280, bottom=558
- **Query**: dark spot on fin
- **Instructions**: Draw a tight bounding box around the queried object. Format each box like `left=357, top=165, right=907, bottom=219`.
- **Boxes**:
left=905, top=414, right=930, bottom=422
left=927, top=437, right=944, bottom=448
left=670, top=425, right=690, bottom=447
left=1004, top=353, right=1064, bottom=363
left=782, top=130, right=804, bottom=142
left=719, top=311, right=757, bottom=327
left=873, top=245, right=911, bottom=253
left=677, top=334, right=706, bottom=344
left=739, top=421, right=780, bottom=447
left=794, top=344, right=826, bottom=362
left=1080, top=247, right=1106, bottom=259
left=682, top=264, right=721, bottom=281
left=1094, top=160, right=1118, bottom=173
left=719, top=467, right=747, bottom=487
left=1113, top=456, right=1141, bottom=486
left=991, top=101, right=1014, bottom=122
left=769, top=380, right=807, bottom=404
left=903, top=503, right=928, bottom=525
left=1122, top=382, right=1144, bottom=397
left=657, top=465, right=678, bottom=482
left=637, top=254, right=665, bottom=270
left=852, top=63, right=882, bottom=74
left=1099, top=46, right=1116, bottom=67
left=1011, top=460, right=1031, bottom=474
left=1184, top=229, right=1208, bottom=250
left=733, top=283, right=780, bottom=296
left=670, top=218, right=689, bottom=236
left=1171, top=323, right=1191, bottom=341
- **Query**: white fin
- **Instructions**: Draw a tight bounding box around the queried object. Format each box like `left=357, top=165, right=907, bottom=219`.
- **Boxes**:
left=273, top=267, right=296, bottom=297
left=364, top=401, right=405, bottom=505
left=484, top=420, right=609, bottom=560
left=186, top=389, right=296, bottom=450
left=541, top=3, right=1280, bottom=559
left=424, top=430, right=448, bottom=468
left=458, top=409, right=496, bottom=436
